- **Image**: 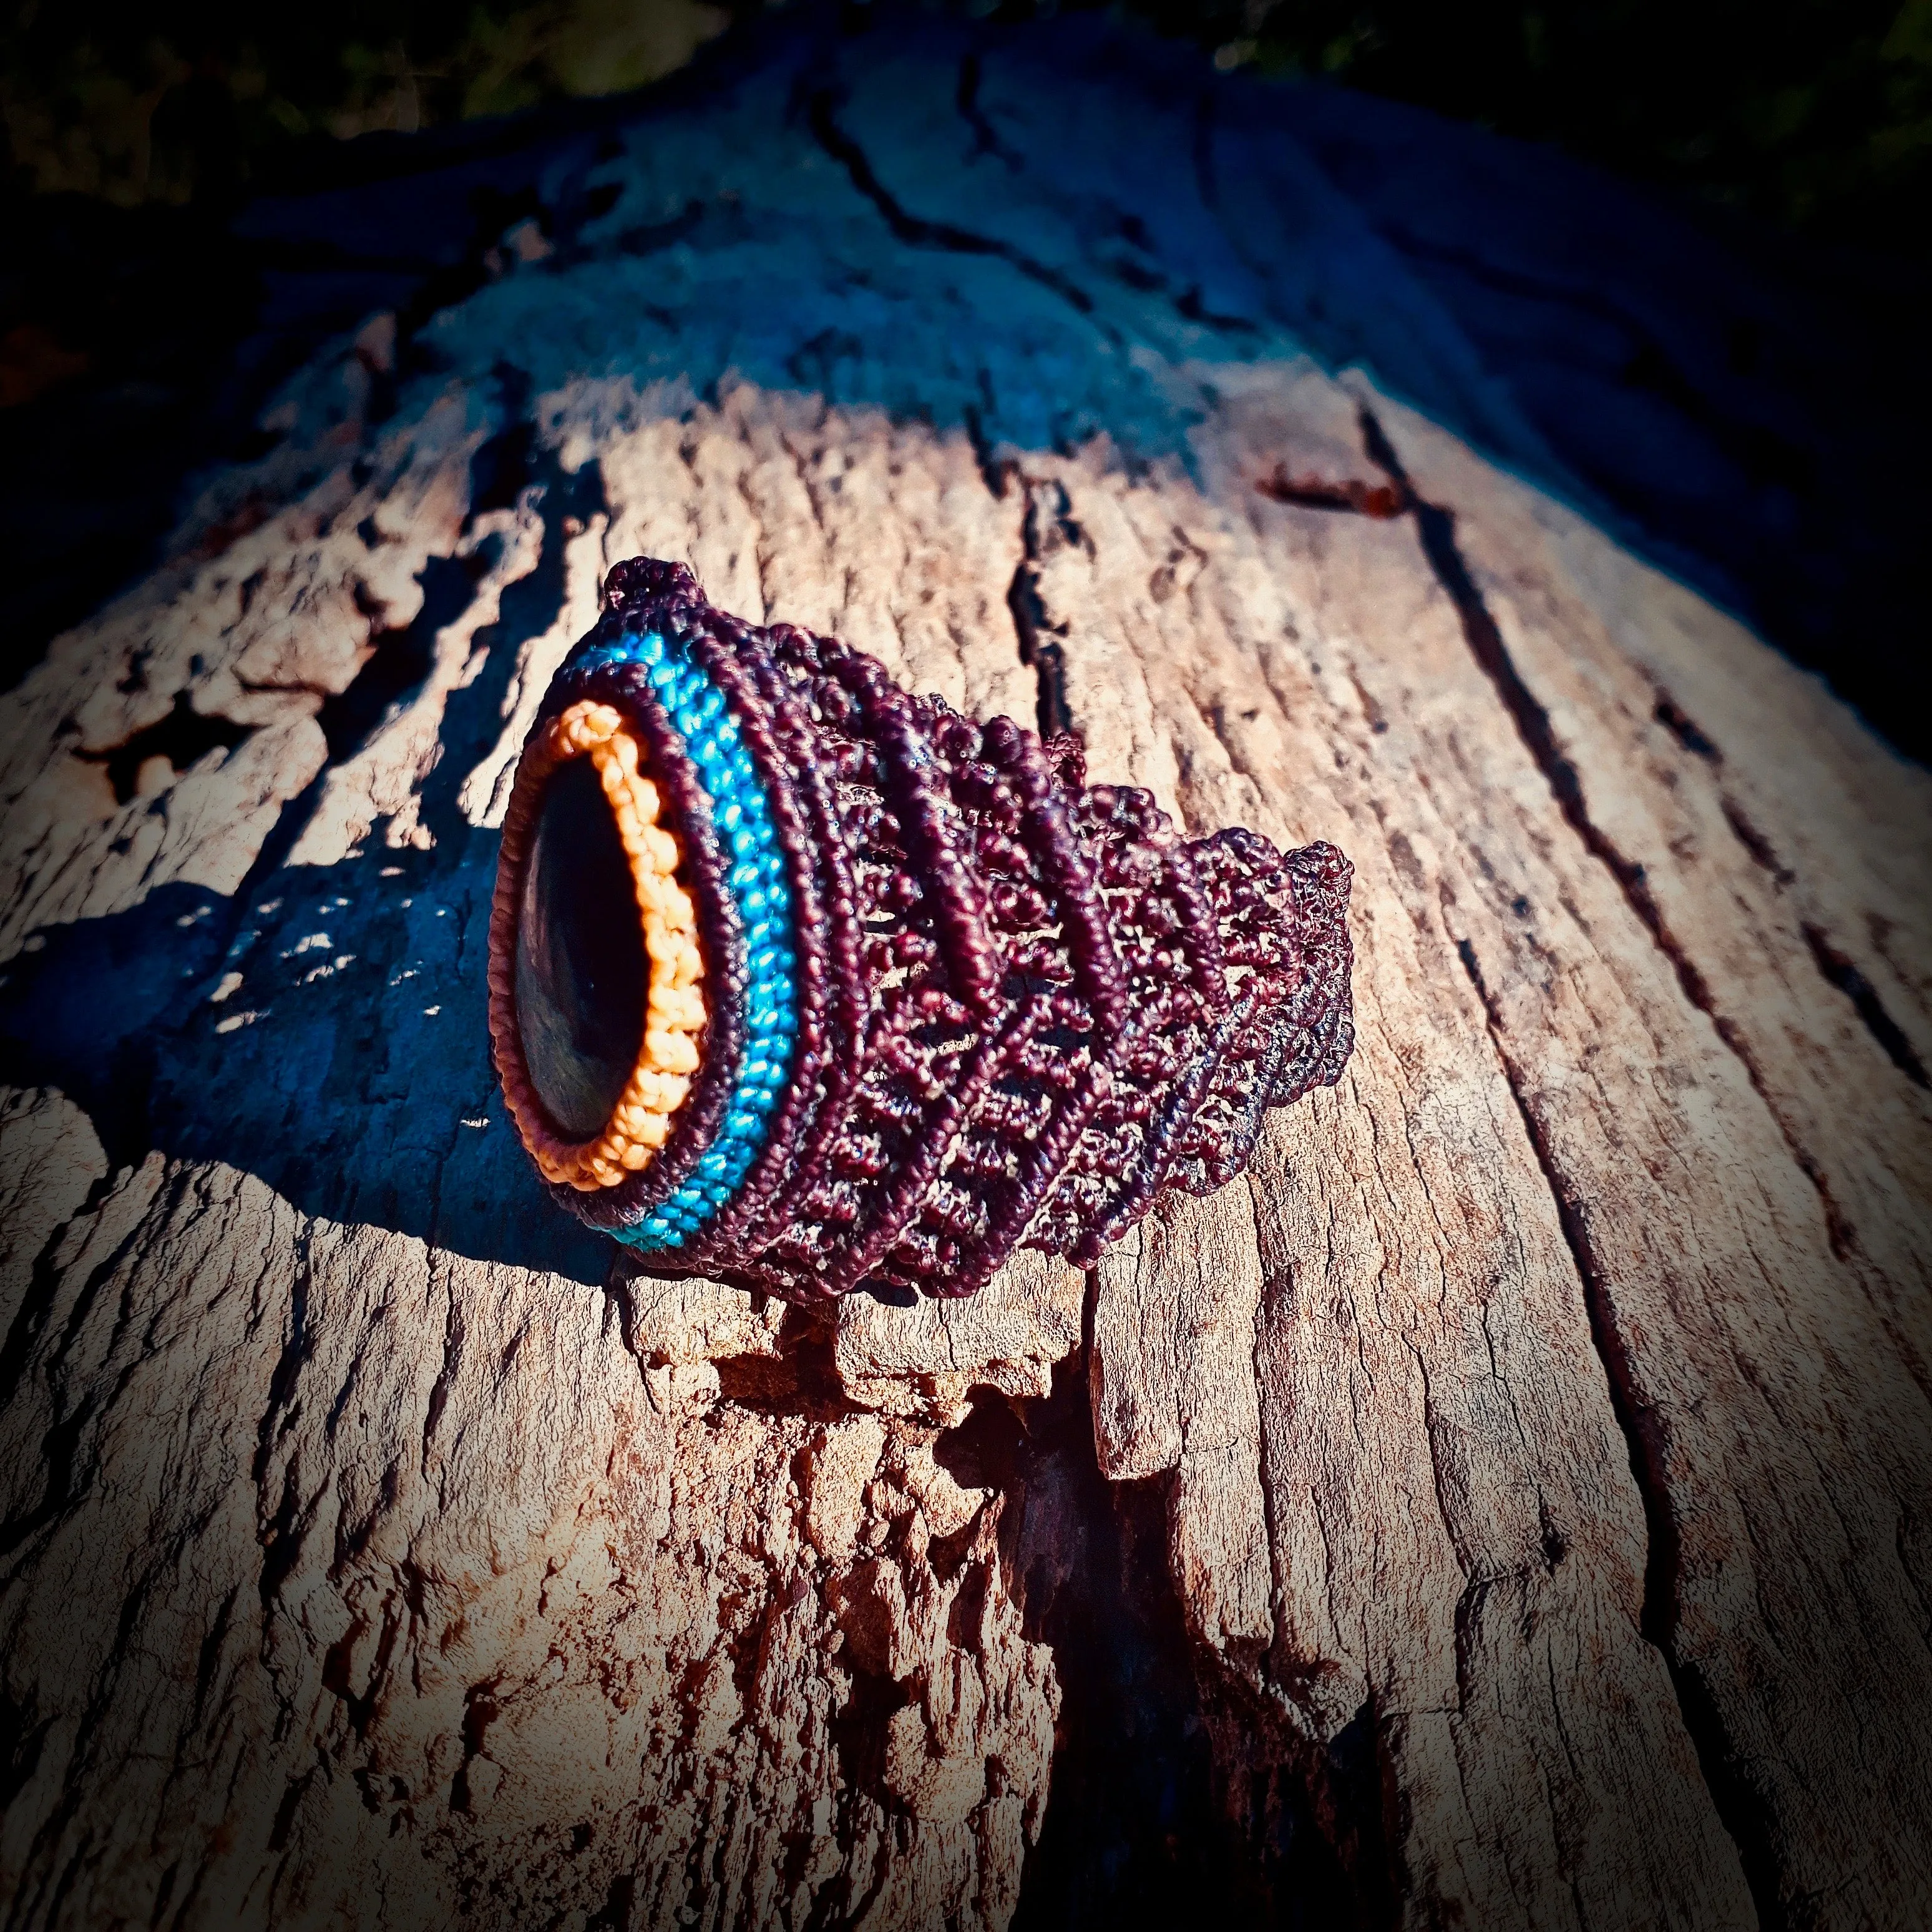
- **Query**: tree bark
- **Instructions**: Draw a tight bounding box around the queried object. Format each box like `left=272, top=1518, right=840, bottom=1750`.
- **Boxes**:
left=3, top=11, right=1930, bottom=1930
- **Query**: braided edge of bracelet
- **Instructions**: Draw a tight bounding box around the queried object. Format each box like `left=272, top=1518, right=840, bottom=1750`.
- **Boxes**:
left=487, top=701, right=708, bottom=1190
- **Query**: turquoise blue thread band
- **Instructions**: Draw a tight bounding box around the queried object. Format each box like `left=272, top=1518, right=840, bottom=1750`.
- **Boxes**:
left=572, top=629, right=799, bottom=1250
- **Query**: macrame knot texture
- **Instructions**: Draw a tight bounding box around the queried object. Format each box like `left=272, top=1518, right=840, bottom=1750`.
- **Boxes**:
left=487, top=557, right=1355, bottom=1304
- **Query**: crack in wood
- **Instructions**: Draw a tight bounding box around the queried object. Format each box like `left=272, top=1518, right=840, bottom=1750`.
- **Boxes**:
left=1651, top=694, right=1721, bottom=763
left=1254, top=464, right=1405, bottom=519
left=1451, top=931, right=1789, bottom=1932
left=1357, top=402, right=1868, bottom=1267
left=1649, top=690, right=1926, bottom=1086
left=955, top=52, right=1021, bottom=172
left=74, top=694, right=256, bottom=807
left=807, top=89, right=1100, bottom=324
left=1004, top=476, right=1080, bottom=741
left=1802, top=924, right=1931, bottom=1091
left=1717, top=794, right=1796, bottom=887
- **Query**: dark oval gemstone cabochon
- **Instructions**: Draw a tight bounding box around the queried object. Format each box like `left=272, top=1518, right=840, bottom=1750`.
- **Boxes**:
left=514, top=754, right=649, bottom=1141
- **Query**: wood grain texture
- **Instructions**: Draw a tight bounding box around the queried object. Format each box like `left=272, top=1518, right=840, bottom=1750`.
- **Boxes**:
left=2, top=11, right=1928, bottom=1929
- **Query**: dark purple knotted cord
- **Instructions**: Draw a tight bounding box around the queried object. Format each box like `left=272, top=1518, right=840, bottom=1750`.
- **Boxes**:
left=519, top=558, right=1355, bottom=1302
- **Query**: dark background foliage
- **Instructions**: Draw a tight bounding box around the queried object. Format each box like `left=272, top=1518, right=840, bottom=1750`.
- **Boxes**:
left=1178, top=0, right=1932, bottom=257
left=8, top=1, right=1926, bottom=245
left=3, top=0, right=1928, bottom=742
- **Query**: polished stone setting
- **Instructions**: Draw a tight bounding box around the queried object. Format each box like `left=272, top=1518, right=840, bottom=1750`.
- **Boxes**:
left=514, top=754, right=648, bottom=1139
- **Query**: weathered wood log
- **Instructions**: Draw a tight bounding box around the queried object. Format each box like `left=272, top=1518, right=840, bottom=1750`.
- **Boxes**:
left=4, top=11, right=1930, bottom=1929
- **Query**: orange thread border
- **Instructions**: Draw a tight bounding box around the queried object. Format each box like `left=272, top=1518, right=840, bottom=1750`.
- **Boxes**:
left=486, top=701, right=706, bottom=1191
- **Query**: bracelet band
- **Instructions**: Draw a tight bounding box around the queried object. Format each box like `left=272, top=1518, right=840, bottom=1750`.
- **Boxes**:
left=486, top=558, right=1355, bottom=1303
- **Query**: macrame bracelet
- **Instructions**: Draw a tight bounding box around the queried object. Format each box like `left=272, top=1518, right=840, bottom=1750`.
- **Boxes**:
left=486, top=557, right=1356, bottom=1303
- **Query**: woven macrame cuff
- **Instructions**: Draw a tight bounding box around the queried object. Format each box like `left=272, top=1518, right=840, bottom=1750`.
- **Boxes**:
left=487, top=557, right=1355, bottom=1302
